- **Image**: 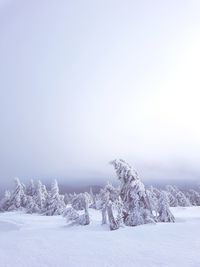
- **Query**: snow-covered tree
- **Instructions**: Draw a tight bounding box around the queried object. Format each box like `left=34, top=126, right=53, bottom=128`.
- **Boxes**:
left=123, top=191, right=142, bottom=226
left=157, top=191, right=175, bottom=223
left=44, top=180, right=66, bottom=216
left=35, top=180, right=47, bottom=212
left=25, top=181, right=48, bottom=214
left=94, top=193, right=103, bottom=210
left=63, top=207, right=79, bottom=224
left=26, top=196, right=39, bottom=214
left=0, top=190, right=11, bottom=211
left=41, top=184, right=48, bottom=202
left=187, top=189, right=200, bottom=206
left=165, top=185, right=177, bottom=196
left=71, top=192, right=92, bottom=211
left=165, top=185, right=190, bottom=207
left=110, top=159, right=155, bottom=227
left=146, top=186, right=160, bottom=218
left=64, top=193, right=70, bottom=205
left=176, top=190, right=191, bottom=207
left=77, top=193, right=90, bottom=225
left=69, top=193, right=76, bottom=201
left=98, top=183, right=123, bottom=230
left=107, top=201, right=120, bottom=230
left=63, top=193, right=90, bottom=225
left=8, top=177, right=26, bottom=211
left=166, top=191, right=178, bottom=207
left=26, top=179, right=36, bottom=197
left=89, top=187, right=96, bottom=208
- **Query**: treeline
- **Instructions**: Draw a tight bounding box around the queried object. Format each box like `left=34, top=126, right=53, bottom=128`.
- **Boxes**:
left=0, top=178, right=65, bottom=215
left=0, top=159, right=200, bottom=230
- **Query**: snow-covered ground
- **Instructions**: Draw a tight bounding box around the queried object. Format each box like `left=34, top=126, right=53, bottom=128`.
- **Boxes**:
left=0, top=207, right=200, bottom=267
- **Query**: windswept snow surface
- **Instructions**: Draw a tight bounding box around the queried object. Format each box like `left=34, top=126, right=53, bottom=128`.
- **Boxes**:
left=0, top=207, right=200, bottom=267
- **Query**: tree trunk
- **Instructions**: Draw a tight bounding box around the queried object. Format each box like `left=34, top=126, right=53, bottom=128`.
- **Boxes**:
left=102, top=206, right=107, bottom=224
left=107, top=202, right=119, bottom=230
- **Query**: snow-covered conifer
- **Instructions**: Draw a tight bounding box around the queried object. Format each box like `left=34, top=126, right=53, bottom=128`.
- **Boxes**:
left=63, top=193, right=90, bottom=225
left=26, top=179, right=36, bottom=197
left=146, top=186, right=160, bottom=218
left=44, top=180, right=66, bottom=216
left=187, top=189, right=200, bottom=206
left=41, top=184, right=48, bottom=203
left=166, top=191, right=178, bottom=207
left=165, top=185, right=190, bottom=207
left=8, top=177, right=26, bottom=211
left=72, top=192, right=92, bottom=210
left=88, top=187, right=95, bottom=208
left=124, top=193, right=144, bottom=226
left=157, top=191, right=175, bottom=223
left=26, top=196, right=39, bottom=214
left=107, top=201, right=120, bottom=230
left=64, top=193, right=70, bottom=205
left=99, top=183, right=122, bottom=230
left=63, top=207, right=79, bottom=224
left=77, top=193, right=90, bottom=225
left=110, top=159, right=156, bottom=226
left=35, top=180, right=47, bottom=212
left=0, top=190, right=11, bottom=211
left=176, top=190, right=191, bottom=207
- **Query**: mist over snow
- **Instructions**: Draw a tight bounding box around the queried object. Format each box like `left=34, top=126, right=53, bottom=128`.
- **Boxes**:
left=0, top=0, right=200, bottom=190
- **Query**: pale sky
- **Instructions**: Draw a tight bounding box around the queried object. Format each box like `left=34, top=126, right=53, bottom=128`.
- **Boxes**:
left=0, top=0, right=200, bottom=188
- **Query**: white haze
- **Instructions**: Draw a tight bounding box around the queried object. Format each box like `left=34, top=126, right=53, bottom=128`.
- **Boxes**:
left=0, top=0, right=200, bottom=188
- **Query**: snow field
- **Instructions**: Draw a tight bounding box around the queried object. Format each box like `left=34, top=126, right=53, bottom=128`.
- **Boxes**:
left=0, top=207, right=200, bottom=267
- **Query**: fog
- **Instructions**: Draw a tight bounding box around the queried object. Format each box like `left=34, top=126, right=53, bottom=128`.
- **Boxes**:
left=0, top=0, right=200, bottom=190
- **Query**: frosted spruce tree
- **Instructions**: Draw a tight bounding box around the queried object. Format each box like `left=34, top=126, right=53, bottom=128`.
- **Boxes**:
left=26, top=195, right=39, bottom=214
left=26, top=179, right=36, bottom=197
left=176, top=190, right=191, bottom=207
left=72, top=192, right=92, bottom=211
left=35, top=180, right=47, bottom=212
left=25, top=180, right=48, bottom=214
left=76, top=193, right=90, bottom=225
left=187, top=189, right=200, bottom=206
left=44, top=180, right=66, bottom=216
left=8, top=177, right=26, bottom=211
left=89, top=187, right=96, bottom=208
left=0, top=190, right=11, bottom=211
left=166, top=191, right=178, bottom=207
left=146, top=186, right=161, bottom=219
left=157, top=191, right=175, bottom=222
left=165, top=185, right=190, bottom=207
left=64, top=193, right=70, bottom=205
left=110, top=159, right=155, bottom=226
left=41, top=184, right=48, bottom=203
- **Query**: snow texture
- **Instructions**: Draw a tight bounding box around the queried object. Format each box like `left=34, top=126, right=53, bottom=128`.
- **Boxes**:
left=0, top=207, right=200, bottom=267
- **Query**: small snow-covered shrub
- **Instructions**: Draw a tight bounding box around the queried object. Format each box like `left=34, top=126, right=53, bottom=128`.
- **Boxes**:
left=63, top=206, right=90, bottom=226
left=63, top=207, right=80, bottom=223
left=63, top=192, right=90, bottom=225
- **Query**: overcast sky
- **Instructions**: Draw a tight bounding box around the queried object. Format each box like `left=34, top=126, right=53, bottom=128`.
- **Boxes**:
left=0, top=0, right=200, bottom=189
